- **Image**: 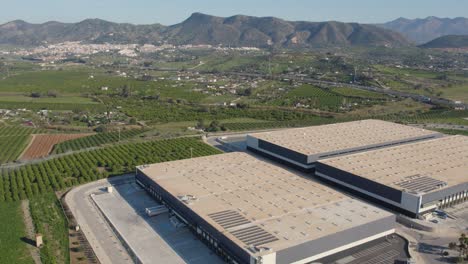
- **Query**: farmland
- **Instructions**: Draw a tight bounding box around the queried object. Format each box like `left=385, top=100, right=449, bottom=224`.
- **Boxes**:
left=0, top=126, right=44, bottom=164
left=379, top=109, right=468, bottom=125
left=0, top=137, right=221, bottom=202
left=221, top=116, right=354, bottom=131
left=29, top=193, right=69, bottom=264
left=52, top=129, right=146, bottom=154
left=266, top=84, right=388, bottom=111
left=20, top=134, right=94, bottom=160
left=0, top=201, right=34, bottom=264
left=109, top=97, right=319, bottom=123
left=0, top=135, right=31, bottom=163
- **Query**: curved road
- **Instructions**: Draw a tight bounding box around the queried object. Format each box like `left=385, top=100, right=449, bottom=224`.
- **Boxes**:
left=65, top=175, right=135, bottom=264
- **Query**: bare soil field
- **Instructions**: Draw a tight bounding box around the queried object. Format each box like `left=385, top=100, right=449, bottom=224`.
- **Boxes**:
left=20, top=134, right=93, bottom=160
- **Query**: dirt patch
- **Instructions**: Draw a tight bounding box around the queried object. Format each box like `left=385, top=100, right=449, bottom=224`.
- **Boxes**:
left=20, top=133, right=94, bottom=160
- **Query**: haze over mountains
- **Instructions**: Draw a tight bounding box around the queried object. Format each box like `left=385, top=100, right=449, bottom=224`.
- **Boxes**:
left=1, top=13, right=467, bottom=48
left=0, top=13, right=409, bottom=48
left=379, top=16, right=468, bottom=44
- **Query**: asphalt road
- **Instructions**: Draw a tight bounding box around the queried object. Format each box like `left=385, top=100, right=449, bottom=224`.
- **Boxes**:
left=65, top=175, right=136, bottom=264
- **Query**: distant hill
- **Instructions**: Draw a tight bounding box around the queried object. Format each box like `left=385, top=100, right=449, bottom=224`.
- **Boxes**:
left=164, top=13, right=410, bottom=48
left=420, top=35, right=468, bottom=48
left=0, top=19, right=165, bottom=46
left=0, top=13, right=410, bottom=48
left=379, top=16, right=468, bottom=44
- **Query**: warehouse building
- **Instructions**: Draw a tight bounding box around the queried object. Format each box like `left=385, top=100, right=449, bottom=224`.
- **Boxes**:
left=316, top=136, right=468, bottom=218
left=136, top=152, right=395, bottom=264
left=246, top=120, right=442, bottom=171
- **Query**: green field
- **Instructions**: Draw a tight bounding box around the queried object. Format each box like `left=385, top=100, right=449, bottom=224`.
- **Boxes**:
left=52, top=129, right=146, bottom=154
left=0, top=126, right=44, bottom=164
left=0, top=69, right=94, bottom=93
left=331, top=87, right=388, bottom=99
left=373, top=65, right=468, bottom=102
left=433, top=129, right=468, bottom=136
left=0, top=135, right=31, bottom=163
left=373, top=109, right=468, bottom=125
left=0, top=202, right=34, bottom=264
left=221, top=116, right=352, bottom=131
left=266, top=84, right=384, bottom=111
left=30, top=193, right=69, bottom=264
left=0, top=95, right=99, bottom=104
left=0, top=69, right=209, bottom=103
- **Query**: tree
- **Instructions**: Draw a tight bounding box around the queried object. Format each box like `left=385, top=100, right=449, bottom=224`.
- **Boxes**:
left=47, top=90, right=58, bottom=97
left=207, top=120, right=221, bottom=132
left=129, top=118, right=137, bottom=125
left=94, top=125, right=108, bottom=133
left=449, top=234, right=468, bottom=260
left=30, top=91, right=41, bottom=98
left=196, top=119, right=206, bottom=130
left=120, top=85, right=131, bottom=97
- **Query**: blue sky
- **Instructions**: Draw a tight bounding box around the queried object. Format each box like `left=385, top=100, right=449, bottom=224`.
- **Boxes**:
left=1, top=0, right=467, bottom=25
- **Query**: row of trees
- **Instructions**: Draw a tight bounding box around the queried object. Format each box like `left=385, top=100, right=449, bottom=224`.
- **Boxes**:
left=111, top=97, right=323, bottom=123
left=0, top=137, right=221, bottom=202
left=52, top=129, right=146, bottom=154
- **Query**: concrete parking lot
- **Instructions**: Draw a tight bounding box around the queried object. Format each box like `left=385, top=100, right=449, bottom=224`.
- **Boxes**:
left=66, top=175, right=223, bottom=264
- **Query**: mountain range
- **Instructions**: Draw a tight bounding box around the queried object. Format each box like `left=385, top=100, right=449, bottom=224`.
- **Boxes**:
left=1, top=13, right=468, bottom=49
left=0, top=13, right=409, bottom=48
left=379, top=16, right=468, bottom=44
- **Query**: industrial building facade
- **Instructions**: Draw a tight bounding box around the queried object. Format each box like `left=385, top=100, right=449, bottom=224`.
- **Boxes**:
left=316, top=136, right=468, bottom=218
left=246, top=120, right=442, bottom=171
left=136, top=153, right=395, bottom=264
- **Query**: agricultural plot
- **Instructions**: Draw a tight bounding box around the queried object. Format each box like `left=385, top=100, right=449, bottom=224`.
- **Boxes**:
left=0, top=101, right=107, bottom=112
left=0, top=126, right=44, bottom=164
left=20, top=134, right=94, bottom=160
left=0, top=69, right=96, bottom=94
left=331, top=87, right=388, bottom=99
left=52, top=129, right=146, bottom=154
left=0, top=201, right=33, bottom=264
left=222, top=117, right=355, bottom=131
left=379, top=110, right=468, bottom=125
left=29, top=193, right=69, bottom=264
left=0, top=126, right=42, bottom=136
left=0, top=136, right=31, bottom=164
left=109, top=98, right=316, bottom=122
left=0, top=137, right=221, bottom=202
left=270, top=84, right=375, bottom=111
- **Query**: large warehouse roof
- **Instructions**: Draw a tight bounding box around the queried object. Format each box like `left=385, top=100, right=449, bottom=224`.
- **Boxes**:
left=249, top=120, right=440, bottom=157
left=319, top=136, right=468, bottom=195
left=138, top=152, right=392, bottom=255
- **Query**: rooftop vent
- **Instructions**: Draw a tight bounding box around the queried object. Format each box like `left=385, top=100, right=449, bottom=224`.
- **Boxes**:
left=208, top=210, right=251, bottom=229
left=231, top=225, right=279, bottom=247
left=395, top=175, right=447, bottom=194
